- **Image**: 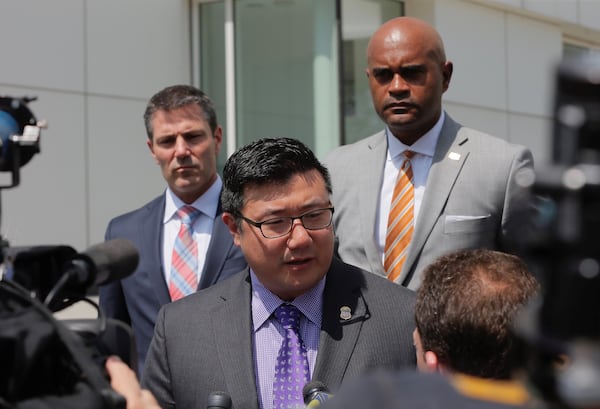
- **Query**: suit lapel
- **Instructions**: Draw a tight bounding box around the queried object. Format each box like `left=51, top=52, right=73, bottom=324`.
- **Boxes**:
left=211, top=271, right=260, bottom=409
left=359, top=132, right=388, bottom=277
left=144, top=196, right=171, bottom=305
left=313, top=259, right=367, bottom=390
left=400, top=116, right=468, bottom=285
left=199, top=201, right=233, bottom=289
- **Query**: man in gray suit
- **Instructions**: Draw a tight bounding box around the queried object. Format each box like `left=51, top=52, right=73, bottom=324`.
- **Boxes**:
left=99, top=85, right=246, bottom=374
left=324, top=17, right=533, bottom=289
left=142, top=137, right=416, bottom=409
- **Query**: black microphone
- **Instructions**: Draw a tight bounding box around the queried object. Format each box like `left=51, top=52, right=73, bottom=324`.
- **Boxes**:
left=66, top=238, right=139, bottom=287
left=206, top=391, right=232, bottom=409
left=303, top=381, right=333, bottom=407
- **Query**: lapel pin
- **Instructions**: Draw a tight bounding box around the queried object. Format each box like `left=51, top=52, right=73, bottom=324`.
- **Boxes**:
left=448, top=152, right=461, bottom=161
left=340, top=306, right=352, bottom=321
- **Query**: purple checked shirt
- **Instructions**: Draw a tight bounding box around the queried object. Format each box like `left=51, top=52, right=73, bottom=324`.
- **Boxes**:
left=250, top=270, right=324, bottom=409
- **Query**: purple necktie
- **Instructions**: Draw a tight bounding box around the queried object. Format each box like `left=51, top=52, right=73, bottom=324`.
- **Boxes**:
left=169, top=205, right=201, bottom=301
left=273, top=304, right=310, bottom=409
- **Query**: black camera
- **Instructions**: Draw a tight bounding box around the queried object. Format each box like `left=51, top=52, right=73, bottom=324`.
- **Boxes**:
left=0, top=96, right=139, bottom=409
left=515, top=53, right=600, bottom=408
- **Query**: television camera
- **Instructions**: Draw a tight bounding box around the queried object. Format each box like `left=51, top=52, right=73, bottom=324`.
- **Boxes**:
left=514, top=53, right=600, bottom=409
left=0, top=96, right=139, bottom=409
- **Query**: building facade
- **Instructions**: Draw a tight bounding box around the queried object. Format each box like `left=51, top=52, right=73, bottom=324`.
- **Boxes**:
left=0, top=0, right=599, bottom=253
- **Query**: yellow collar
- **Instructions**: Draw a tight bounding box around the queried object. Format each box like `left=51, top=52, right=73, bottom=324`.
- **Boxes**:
left=450, top=373, right=530, bottom=406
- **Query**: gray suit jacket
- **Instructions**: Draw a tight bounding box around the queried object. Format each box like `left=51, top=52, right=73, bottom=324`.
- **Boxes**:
left=141, top=257, right=416, bottom=409
left=99, top=193, right=247, bottom=374
left=324, top=114, right=534, bottom=289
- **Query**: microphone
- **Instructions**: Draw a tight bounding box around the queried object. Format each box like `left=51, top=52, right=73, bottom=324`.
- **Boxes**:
left=66, top=238, right=139, bottom=287
left=206, top=391, right=232, bottom=409
left=303, top=381, right=333, bottom=407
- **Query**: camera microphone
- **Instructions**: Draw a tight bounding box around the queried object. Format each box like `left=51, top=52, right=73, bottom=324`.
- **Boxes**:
left=206, top=391, right=232, bottom=409
left=303, top=381, right=333, bottom=407
left=67, top=238, right=139, bottom=287
left=43, top=238, right=139, bottom=311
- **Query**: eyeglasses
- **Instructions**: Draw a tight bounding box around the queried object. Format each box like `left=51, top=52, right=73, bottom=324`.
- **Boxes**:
left=239, top=207, right=335, bottom=239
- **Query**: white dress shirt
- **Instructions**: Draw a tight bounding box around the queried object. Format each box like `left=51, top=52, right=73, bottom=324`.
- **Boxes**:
left=376, top=112, right=445, bottom=263
left=161, top=176, right=222, bottom=284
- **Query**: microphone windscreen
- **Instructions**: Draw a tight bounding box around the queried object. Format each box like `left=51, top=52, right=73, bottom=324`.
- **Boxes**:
left=303, top=381, right=329, bottom=405
left=85, top=238, right=139, bottom=285
left=207, top=391, right=232, bottom=409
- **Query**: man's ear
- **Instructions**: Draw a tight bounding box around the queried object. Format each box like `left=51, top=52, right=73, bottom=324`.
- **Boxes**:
left=147, top=139, right=159, bottom=165
left=424, top=350, right=441, bottom=372
left=222, top=212, right=241, bottom=246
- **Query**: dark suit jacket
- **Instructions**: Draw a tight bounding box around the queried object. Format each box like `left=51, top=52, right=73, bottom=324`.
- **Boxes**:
left=98, top=194, right=247, bottom=374
left=141, top=257, right=416, bottom=409
left=324, top=114, right=534, bottom=289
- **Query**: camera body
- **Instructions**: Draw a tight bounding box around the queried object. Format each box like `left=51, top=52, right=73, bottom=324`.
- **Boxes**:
left=516, top=53, right=600, bottom=408
left=0, top=96, right=135, bottom=408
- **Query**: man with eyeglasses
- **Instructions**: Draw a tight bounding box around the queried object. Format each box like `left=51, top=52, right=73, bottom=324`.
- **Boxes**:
left=142, top=137, right=416, bottom=409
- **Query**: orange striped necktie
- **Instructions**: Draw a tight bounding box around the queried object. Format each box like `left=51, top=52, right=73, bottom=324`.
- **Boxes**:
left=384, top=151, right=415, bottom=283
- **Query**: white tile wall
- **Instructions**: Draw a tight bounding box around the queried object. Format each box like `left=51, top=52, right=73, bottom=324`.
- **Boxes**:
left=436, top=0, right=508, bottom=111
left=579, top=1, right=600, bottom=31
left=86, top=0, right=191, bottom=99
left=87, top=96, right=164, bottom=245
left=444, top=101, right=510, bottom=140
left=506, top=14, right=562, bottom=117
left=508, top=112, right=553, bottom=165
left=0, top=0, right=85, bottom=91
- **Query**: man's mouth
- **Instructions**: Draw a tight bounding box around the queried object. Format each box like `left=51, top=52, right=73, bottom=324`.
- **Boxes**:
left=286, top=257, right=311, bottom=266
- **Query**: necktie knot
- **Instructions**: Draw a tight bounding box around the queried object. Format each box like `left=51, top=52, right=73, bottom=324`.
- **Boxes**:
left=177, top=205, right=201, bottom=226
left=404, top=150, right=415, bottom=160
left=274, top=304, right=301, bottom=331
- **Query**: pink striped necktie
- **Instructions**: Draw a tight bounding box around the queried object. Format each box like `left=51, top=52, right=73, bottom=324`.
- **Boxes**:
left=169, top=205, right=201, bottom=301
left=385, top=151, right=415, bottom=283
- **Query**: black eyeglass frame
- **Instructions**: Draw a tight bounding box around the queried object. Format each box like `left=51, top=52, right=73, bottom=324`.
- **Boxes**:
left=239, top=207, right=335, bottom=239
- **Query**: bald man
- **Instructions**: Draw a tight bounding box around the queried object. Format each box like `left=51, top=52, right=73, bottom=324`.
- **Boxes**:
left=324, top=17, right=534, bottom=289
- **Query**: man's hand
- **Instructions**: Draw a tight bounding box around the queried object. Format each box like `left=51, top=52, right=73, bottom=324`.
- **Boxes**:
left=105, top=356, right=161, bottom=409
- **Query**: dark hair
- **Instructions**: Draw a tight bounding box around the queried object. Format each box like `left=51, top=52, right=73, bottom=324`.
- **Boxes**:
left=221, top=137, right=331, bottom=216
left=143, top=85, right=218, bottom=139
left=415, top=249, right=539, bottom=379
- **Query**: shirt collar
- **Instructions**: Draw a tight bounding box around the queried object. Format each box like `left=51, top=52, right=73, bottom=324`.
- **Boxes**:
left=163, top=176, right=222, bottom=223
left=250, top=269, right=325, bottom=332
left=386, top=110, right=445, bottom=160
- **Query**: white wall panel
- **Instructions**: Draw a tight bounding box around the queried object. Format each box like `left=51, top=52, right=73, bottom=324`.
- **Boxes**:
left=0, top=0, right=85, bottom=91
left=435, top=0, right=508, bottom=111
left=579, top=1, right=600, bottom=31
left=86, top=96, right=163, bottom=245
left=508, top=112, right=552, bottom=165
left=444, top=101, right=509, bottom=141
left=506, top=14, right=561, bottom=117
left=86, top=0, right=191, bottom=99
left=523, top=0, right=578, bottom=24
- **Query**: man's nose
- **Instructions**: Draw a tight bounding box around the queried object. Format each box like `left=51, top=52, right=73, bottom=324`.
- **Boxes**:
left=389, top=72, right=409, bottom=93
left=174, top=136, right=190, bottom=156
left=287, top=218, right=311, bottom=246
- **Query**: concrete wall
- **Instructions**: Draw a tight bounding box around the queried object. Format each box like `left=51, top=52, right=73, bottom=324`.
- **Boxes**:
left=0, top=0, right=191, bottom=251
left=407, top=0, right=600, bottom=167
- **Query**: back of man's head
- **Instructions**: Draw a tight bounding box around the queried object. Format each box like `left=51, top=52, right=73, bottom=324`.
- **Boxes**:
left=415, top=249, right=539, bottom=379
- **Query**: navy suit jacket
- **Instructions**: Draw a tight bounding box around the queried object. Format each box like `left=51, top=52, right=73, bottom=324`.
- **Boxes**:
left=99, top=193, right=247, bottom=373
